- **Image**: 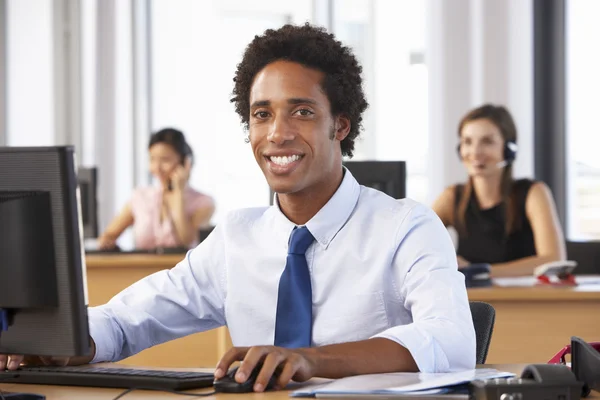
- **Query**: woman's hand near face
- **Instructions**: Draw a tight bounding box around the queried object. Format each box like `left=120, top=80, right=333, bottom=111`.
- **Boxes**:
left=169, top=157, right=192, bottom=192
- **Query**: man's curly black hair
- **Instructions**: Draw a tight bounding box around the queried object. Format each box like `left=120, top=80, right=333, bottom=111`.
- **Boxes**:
left=231, top=23, right=369, bottom=158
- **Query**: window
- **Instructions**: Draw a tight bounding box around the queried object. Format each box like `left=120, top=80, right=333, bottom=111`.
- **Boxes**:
left=6, top=0, right=54, bottom=146
left=151, top=0, right=313, bottom=224
left=333, top=0, right=428, bottom=202
left=566, top=0, right=600, bottom=239
left=151, top=0, right=428, bottom=226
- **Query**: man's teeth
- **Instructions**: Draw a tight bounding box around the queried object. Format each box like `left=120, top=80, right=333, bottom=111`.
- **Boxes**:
left=270, top=155, right=301, bottom=166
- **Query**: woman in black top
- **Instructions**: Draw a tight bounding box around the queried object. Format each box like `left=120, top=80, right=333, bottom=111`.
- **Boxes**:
left=432, top=104, right=565, bottom=277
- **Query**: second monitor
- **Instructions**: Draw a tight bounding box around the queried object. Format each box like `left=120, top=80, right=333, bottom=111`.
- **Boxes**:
left=343, top=160, right=406, bottom=199
left=78, top=167, right=98, bottom=240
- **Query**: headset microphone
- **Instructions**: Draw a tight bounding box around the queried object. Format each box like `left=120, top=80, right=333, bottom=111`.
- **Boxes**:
left=495, top=160, right=508, bottom=169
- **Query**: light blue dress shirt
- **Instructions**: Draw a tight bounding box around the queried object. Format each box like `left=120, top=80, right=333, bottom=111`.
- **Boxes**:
left=89, top=169, right=476, bottom=372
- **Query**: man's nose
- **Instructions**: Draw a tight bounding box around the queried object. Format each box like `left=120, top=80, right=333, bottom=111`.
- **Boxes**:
left=267, top=115, right=295, bottom=145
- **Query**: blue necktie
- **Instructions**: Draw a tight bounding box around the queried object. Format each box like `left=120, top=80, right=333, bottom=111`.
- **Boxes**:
left=274, top=226, right=315, bottom=348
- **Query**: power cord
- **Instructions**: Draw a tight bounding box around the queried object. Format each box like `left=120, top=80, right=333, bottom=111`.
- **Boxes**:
left=112, top=387, right=217, bottom=400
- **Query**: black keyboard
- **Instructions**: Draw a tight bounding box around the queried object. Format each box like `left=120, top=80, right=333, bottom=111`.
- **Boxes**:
left=86, top=247, right=188, bottom=255
left=0, top=366, right=214, bottom=391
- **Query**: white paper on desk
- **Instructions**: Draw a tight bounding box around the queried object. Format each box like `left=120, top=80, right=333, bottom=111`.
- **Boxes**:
left=493, top=276, right=600, bottom=288
left=290, top=369, right=514, bottom=397
left=493, top=277, right=537, bottom=287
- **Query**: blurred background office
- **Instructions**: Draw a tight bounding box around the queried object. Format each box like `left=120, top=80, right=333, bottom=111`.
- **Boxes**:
left=0, top=0, right=598, bottom=252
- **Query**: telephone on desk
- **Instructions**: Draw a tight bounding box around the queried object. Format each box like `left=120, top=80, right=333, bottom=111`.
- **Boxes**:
left=460, top=263, right=492, bottom=288
left=534, top=260, right=578, bottom=286
left=470, top=364, right=583, bottom=400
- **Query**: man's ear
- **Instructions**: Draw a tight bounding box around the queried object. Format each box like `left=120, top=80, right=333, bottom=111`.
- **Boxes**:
left=333, top=115, right=351, bottom=141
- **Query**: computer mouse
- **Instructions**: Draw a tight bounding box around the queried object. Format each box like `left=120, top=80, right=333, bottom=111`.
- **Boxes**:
left=213, top=363, right=279, bottom=393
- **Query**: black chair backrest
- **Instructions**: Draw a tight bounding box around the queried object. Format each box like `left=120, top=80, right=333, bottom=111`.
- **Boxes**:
left=566, top=241, right=600, bottom=275
left=470, top=301, right=495, bottom=364
left=199, top=226, right=215, bottom=243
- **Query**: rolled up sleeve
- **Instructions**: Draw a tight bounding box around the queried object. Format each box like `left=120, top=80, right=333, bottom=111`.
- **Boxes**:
left=371, top=204, right=476, bottom=373
left=88, top=225, right=227, bottom=363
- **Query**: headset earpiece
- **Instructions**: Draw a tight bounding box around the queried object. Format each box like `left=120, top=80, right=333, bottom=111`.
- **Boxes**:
left=503, top=140, right=518, bottom=164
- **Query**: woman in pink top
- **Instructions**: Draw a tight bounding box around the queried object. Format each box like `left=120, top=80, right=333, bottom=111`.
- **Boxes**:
left=97, top=128, right=215, bottom=250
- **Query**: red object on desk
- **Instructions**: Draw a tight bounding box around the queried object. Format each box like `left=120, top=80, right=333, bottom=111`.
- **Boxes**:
left=536, top=273, right=577, bottom=286
left=548, top=342, right=600, bottom=364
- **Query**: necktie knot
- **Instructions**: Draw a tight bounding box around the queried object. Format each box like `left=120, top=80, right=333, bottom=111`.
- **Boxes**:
left=288, top=226, right=314, bottom=255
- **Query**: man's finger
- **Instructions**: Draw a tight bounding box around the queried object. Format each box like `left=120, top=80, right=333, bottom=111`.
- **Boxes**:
left=277, top=359, right=300, bottom=390
left=214, top=347, right=248, bottom=380
left=254, top=351, right=284, bottom=392
left=53, top=357, right=70, bottom=366
left=0, top=354, right=7, bottom=370
left=236, top=346, right=271, bottom=384
left=40, top=356, right=69, bottom=366
left=21, top=355, right=42, bottom=366
left=7, top=355, right=23, bottom=370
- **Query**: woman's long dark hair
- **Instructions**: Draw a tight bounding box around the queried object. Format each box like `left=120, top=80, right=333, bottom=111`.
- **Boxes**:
left=456, top=104, right=520, bottom=237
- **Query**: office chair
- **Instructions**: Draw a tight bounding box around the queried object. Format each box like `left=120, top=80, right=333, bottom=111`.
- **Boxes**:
left=566, top=241, right=600, bottom=275
left=470, top=301, right=496, bottom=364
left=199, top=226, right=215, bottom=243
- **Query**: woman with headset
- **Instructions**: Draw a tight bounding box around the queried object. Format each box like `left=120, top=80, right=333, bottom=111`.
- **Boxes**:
left=432, top=104, right=566, bottom=277
left=97, top=128, right=215, bottom=250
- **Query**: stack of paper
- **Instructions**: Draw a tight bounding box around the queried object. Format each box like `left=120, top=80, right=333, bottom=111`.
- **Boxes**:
left=291, top=369, right=514, bottom=397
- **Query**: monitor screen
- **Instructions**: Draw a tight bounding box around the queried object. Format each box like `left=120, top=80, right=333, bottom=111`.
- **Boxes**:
left=0, top=146, right=91, bottom=357
left=343, top=161, right=406, bottom=199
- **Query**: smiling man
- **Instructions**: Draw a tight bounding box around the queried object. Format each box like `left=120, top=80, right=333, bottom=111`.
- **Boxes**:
left=1, top=24, right=476, bottom=391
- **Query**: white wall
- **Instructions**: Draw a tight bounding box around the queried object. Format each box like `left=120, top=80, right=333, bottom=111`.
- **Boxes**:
left=2, top=0, right=537, bottom=240
left=426, top=0, right=534, bottom=204
left=0, top=0, right=6, bottom=146
left=151, top=0, right=314, bottom=224
left=6, top=0, right=54, bottom=146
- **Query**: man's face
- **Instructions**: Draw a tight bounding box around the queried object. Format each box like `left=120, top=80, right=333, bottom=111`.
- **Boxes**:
left=248, top=60, right=349, bottom=195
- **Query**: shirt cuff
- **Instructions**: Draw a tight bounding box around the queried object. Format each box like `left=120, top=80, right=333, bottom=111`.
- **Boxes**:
left=88, top=307, right=118, bottom=363
left=371, top=323, right=449, bottom=373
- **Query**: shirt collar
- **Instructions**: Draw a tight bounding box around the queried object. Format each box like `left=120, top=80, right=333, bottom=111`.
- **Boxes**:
left=271, top=167, right=361, bottom=248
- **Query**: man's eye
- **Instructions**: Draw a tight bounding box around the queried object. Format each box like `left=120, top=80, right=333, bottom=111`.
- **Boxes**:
left=254, top=111, right=269, bottom=119
left=295, top=109, right=314, bottom=116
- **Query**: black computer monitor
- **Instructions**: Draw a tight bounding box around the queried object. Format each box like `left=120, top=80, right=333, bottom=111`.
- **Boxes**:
left=268, top=160, right=406, bottom=205
left=78, top=167, right=98, bottom=239
left=0, top=146, right=90, bottom=357
left=343, top=161, right=406, bottom=199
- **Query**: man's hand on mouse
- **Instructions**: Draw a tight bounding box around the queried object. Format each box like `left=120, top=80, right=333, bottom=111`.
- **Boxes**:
left=214, top=345, right=317, bottom=392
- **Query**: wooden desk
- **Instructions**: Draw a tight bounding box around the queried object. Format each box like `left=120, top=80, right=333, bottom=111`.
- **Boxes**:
left=1, top=364, right=598, bottom=399
left=469, top=278, right=600, bottom=364
left=86, top=254, right=600, bottom=367
left=86, top=254, right=230, bottom=368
